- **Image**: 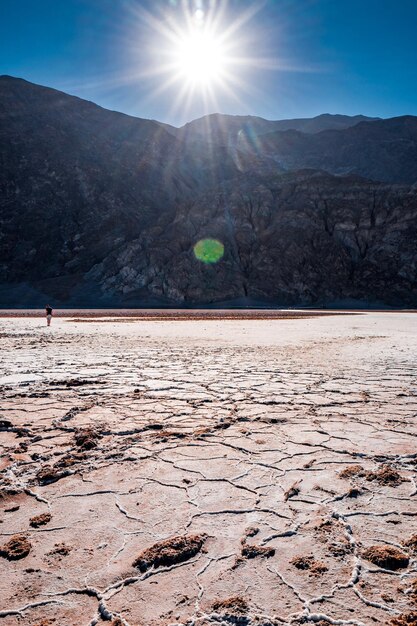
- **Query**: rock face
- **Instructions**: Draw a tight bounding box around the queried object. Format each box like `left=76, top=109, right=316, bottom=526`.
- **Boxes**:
left=0, top=75, right=416, bottom=307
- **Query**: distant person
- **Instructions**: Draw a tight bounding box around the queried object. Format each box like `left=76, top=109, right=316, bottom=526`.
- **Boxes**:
left=45, top=304, right=53, bottom=326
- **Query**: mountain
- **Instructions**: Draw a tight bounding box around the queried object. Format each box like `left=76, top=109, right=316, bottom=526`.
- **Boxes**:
left=255, top=116, right=417, bottom=184
left=172, top=112, right=379, bottom=145
left=1, top=76, right=416, bottom=307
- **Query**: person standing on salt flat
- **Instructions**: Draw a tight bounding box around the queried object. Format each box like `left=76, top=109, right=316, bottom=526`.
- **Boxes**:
left=45, top=304, right=53, bottom=327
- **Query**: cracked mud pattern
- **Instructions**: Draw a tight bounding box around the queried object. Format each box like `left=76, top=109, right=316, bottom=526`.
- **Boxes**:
left=0, top=312, right=416, bottom=626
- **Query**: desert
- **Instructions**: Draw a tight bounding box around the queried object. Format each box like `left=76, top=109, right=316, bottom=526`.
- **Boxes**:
left=0, top=310, right=416, bottom=626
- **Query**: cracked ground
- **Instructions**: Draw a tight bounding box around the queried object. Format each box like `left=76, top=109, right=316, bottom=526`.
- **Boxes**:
left=0, top=311, right=416, bottom=626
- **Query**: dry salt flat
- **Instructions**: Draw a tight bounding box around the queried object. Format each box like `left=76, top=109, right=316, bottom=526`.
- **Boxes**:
left=0, top=311, right=416, bottom=626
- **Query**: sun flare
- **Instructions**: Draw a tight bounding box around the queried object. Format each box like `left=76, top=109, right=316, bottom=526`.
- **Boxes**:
left=175, top=31, right=226, bottom=86
left=125, top=1, right=266, bottom=119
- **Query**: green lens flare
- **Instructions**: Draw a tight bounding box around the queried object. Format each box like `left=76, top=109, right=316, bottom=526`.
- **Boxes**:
left=193, top=238, right=224, bottom=264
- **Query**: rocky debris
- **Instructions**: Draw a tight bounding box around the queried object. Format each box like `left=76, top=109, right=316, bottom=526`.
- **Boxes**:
left=55, top=453, right=83, bottom=468
left=50, top=378, right=91, bottom=387
left=314, top=518, right=353, bottom=558
left=133, top=534, right=207, bottom=572
left=0, top=483, right=21, bottom=498
left=0, top=534, right=31, bottom=560
left=47, top=543, right=72, bottom=557
left=291, top=555, right=328, bottom=575
left=284, top=481, right=301, bottom=500
left=339, top=464, right=405, bottom=486
left=211, top=596, right=249, bottom=617
left=327, top=540, right=352, bottom=558
left=0, top=418, right=29, bottom=437
left=390, top=612, right=417, bottom=625
left=36, top=466, right=71, bottom=485
left=238, top=526, right=275, bottom=561
left=30, top=513, right=52, bottom=527
left=403, top=535, right=417, bottom=555
left=149, top=429, right=187, bottom=442
left=241, top=543, right=275, bottom=560
left=14, top=441, right=28, bottom=453
left=365, top=465, right=406, bottom=486
left=74, top=427, right=101, bottom=451
left=362, top=545, right=409, bottom=570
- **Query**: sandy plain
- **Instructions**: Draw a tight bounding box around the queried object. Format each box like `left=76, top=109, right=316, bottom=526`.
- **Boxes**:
left=0, top=311, right=416, bottom=626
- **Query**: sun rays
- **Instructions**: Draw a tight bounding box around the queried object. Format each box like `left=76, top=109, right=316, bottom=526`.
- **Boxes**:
left=123, top=0, right=265, bottom=121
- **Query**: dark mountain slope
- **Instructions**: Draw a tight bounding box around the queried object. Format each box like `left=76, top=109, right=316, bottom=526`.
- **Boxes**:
left=0, top=76, right=416, bottom=307
left=0, top=76, right=240, bottom=291
left=172, top=112, right=379, bottom=146
left=256, top=116, right=417, bottom=184
left=87, top=170, right=417, bottom=307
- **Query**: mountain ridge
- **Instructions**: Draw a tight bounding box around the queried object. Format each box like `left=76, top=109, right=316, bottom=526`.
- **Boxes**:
left=0, top=75, right=380, bottom=135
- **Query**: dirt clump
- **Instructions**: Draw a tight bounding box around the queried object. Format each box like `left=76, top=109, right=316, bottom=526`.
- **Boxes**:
left=241, top=543, right=275, bottom=560
left=240, top=526, right=274, bottom=560
left=362, top=545, right=409, bottom=570
left=339, top=464, right=405, bottom=487
left=30, top=513, right=51, bottom=527
left=0, top=534, right=31, bottom=560
left=390, top=612, right=417, bottom=625
left=211, top=596, right=249, bottom=616
left=314, top=517, right=353, bottom=558
left=133, top=533, right=207, bottom=572
left=110, top=620, right=124, bottom=626
left=36, top=466, right=71, bottom=485
left=365, top=465, right=405, bottom=486
left=47, top=543, right=72, bottom=557
left=193, top=426, right=211, bottom=437
left=148, top=430, right=187, bottom=442
left=291, top=555, right=328, bottom=575
left=327, top=540, right=352, bottom=558
left=339, top=464, right=364, bottom=479
left=284, top=481, right=301, bottom=500
left=55, top=453, right=82, bottom=468
left=74, top=427, right=101, bottom=450
left=51, top=378, right=95, bottom=387
left=403, top=535, right=417, bottom=554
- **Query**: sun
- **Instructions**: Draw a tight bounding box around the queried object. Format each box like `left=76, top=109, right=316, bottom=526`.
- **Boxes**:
left=175, top=31, right=226, bottom=86
left=124, top=1, right=266, bottom=118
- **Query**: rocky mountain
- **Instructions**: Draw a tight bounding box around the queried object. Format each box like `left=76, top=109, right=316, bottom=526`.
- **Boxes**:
left=255, top=116, right=417, bottom=184
left=1, top=75, right=416, bottom=307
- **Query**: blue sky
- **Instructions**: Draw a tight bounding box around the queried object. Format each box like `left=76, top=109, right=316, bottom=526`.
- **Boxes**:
left=1, top=0, right=417, bottom=126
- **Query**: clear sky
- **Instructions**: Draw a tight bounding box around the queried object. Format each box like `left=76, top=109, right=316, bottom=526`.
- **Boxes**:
left=1, top=0, right=417, bottom=126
